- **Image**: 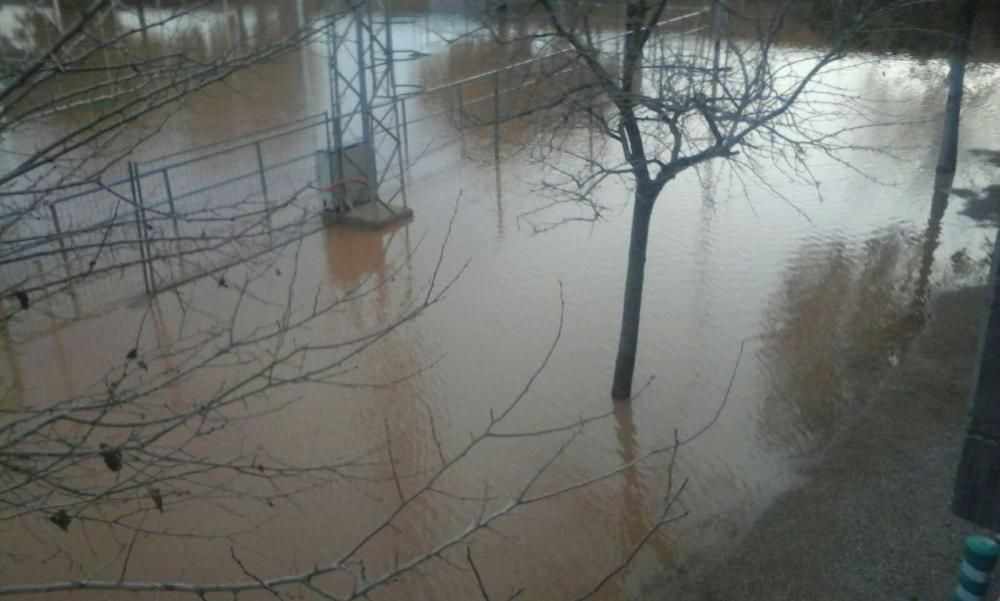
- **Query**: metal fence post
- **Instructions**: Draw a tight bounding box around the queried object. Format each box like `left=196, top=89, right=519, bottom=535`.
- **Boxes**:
left=493, top=70, right=501, bottom=165
left=255, top=141, right=270, bottom=206
left=49, top=203, right=70, bottom=264
left=588, top=112, right=594, bottom=173
left=129, top=161, right=152, bottom=295
left=134, top=162, right=157, bottom=294
left=493, top=69, right=504, bottom=227
left=254, top=141, right=273, bottom=233
left=162, top=168, right=180, bottom=235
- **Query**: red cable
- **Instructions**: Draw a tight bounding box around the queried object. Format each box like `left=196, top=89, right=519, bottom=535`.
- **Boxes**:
left=323, top=177, right=369, bottom=191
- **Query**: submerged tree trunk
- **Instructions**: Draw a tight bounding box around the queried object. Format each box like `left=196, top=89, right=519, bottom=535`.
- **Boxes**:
left=612, top=188, right=655, bottom=400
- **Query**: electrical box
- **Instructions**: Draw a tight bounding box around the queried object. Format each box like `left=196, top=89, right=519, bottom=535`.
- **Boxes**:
left=316, top=143, right=374, bottom=213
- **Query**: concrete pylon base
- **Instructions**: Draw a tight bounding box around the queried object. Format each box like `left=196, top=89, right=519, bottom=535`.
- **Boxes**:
left=322, top=201, right=413, bottom=230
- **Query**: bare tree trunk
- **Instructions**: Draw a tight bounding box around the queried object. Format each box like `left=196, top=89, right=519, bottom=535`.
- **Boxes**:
left=612, top=188, right=655, bottom=400
left=952, top=229, right=1000, bottom=528
left=948, top=0, right=1000, bottom=529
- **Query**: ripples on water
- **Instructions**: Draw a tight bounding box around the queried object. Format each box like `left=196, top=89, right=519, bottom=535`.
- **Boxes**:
left=2, top=3, right=1000, bottom=600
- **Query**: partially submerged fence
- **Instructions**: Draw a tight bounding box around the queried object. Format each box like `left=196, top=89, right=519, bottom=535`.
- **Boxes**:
left=0, top=7, right=709, bottom=316
left=0, top=112, right=330, bottom=313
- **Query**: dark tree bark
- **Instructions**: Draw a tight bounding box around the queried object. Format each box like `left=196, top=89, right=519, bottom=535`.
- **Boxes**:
left=612, top=187, right=655, bottom=400
left=952, top=229, right=1000, bottom=528
left=946, top=0, right=1000, bottom=529
left=910, top=172, right=953, bottom=321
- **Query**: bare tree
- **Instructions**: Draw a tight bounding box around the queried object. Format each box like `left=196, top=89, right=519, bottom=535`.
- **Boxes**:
left=458, top=0, right=928, bottom=399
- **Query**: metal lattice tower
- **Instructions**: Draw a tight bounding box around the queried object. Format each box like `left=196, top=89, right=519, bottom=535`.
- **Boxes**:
left=323, top=0, right=408, bottom=221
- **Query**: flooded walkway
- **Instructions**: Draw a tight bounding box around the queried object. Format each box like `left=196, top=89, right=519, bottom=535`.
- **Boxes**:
left=671, top=285, right=991, bottom=600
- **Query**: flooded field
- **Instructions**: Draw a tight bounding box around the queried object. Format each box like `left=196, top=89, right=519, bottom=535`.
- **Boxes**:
left=2, top=1, right=999, bottom=600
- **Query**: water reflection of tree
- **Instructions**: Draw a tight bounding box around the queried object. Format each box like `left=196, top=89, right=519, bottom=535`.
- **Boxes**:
left=757, top=228, right=927, bottom=451
left=612, top=401, right=674, bottom=591
left=910, top=168, right=963, bottom=323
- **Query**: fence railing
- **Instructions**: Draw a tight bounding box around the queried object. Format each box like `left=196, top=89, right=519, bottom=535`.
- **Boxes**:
left=0, top=112, right=331, bottom=314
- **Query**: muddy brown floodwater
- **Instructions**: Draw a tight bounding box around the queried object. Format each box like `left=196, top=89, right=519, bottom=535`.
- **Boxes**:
left=2, top=2, right=1000, bottom=600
